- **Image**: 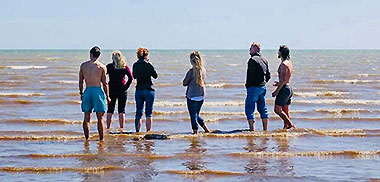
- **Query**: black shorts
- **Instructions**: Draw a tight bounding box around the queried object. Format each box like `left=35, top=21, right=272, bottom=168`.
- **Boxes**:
left=275, top=85, right=293, bottom=106
left=107, top=89, right=128, bottom=114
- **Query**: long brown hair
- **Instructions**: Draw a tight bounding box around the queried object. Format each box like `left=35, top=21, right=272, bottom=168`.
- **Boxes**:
left=190, top=51, right=205, bottom=87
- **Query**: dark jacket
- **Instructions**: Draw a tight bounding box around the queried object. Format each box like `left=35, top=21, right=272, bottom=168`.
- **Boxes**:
left=245, top=53, right=271, bottom=88
left=132, top=59, right=158, bottom=91
left=106, top=63, right=133, bottom=91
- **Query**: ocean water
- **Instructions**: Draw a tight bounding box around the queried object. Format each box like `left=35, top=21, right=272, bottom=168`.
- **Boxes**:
left=0, top=49, right=379, bottom=182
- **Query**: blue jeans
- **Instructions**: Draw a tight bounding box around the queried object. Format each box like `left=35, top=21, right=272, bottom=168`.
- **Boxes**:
left=186, top=98, right=205, bottom=130
left=135, top=89, right=155, bottom=132
left=245, top=86, right=269, bottom=120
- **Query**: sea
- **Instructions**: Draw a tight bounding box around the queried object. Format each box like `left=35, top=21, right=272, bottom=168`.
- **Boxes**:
left=0, top=49, right=379, bottom=182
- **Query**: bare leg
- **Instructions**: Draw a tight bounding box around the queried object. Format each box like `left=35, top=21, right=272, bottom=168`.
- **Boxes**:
left=106, top=113, right=112, bottom=129
left=96, top=112, right=105, bottom=141
left=262, top=118, right=268, bottom=131
left=282, top=105, right=291, bottom=128
left=119, top=113, right=125, bottom=129
left=135, top=119, right=142, bottom=132
left=274, top=105, right=294, bottom=129
left=83, top=112, right=91, bottom=140
left=146, top=117, right=152, bottom=132
left=201, top=124, right=210, bottom=133
left=283, top=105, right=290, bottom=118
left=248, top=119, right=255, bottom=131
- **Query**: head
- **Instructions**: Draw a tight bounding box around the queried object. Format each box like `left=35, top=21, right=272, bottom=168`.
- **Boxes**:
left=90, top=46, right=101, bottom=60
left=278, top=45, right=290, bottom=61
left=190, top=51, right=205, bottom=87
left=137, top=47, right=149, bottom=60
left=249, top=42, right=261, bottom=56
left=112, top=50, right=126, bottom=69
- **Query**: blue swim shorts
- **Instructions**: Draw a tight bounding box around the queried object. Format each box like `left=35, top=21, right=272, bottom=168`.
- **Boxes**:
left=81, top=87, right=107, bottom=113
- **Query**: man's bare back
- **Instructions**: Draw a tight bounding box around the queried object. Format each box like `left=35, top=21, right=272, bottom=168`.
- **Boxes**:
left=278, top=60, right=293, bottom=84
left=79, top=60, right=107, bottom=87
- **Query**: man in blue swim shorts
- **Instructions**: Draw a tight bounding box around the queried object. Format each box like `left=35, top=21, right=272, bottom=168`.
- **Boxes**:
left=79, top=46, right=110, bottom=140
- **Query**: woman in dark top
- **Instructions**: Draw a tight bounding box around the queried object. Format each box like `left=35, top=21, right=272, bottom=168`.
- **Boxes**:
left=106, top=50, right=133, bottom=131
left=132, top=47, right=158, bottom=132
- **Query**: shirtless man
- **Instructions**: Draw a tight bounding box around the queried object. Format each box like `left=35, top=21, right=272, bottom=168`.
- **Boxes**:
left=272, top=45, right=295, bottom=129
left=79, top=46, right=110, bottom=140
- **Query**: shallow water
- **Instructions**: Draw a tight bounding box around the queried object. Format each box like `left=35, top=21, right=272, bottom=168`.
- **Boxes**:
left=0, top=50, right=379, bottom=181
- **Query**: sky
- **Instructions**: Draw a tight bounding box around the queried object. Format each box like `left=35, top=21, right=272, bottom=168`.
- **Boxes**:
left=0, top=0, right=379, bottom=49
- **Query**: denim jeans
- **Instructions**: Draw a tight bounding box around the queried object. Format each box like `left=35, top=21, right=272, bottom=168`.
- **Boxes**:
left=135, top=89, right=155, bottom=131
left=186, top=98, right=205, bottom=130
left=245, top=86, right=269, bottom=120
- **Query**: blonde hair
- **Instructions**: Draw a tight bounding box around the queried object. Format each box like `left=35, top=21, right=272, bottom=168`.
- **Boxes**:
left=190, top=51, right=205, bottom=87
left=112, top=50, right=126, bottom=69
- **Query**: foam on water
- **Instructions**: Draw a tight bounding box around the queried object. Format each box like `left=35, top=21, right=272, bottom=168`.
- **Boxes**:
left=166, top=169, right=245, bottom=176
left=312, top=79, right=380, bottom=84
left=0, top=92, right=45, bottom=97
left=5, top=66, right=48, bottom=70
left=0, top=166, right=124, bottom=173
left=229, top=150, right=380, bottom=158
left=294, top=91, right=347, bottom=97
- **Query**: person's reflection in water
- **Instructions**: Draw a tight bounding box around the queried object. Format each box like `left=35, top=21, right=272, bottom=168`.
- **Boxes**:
left=80, top=141, right=105, bottom=182
left=81, top=140, right=126, bottom=182
left=129, top=139, right=157, bottom=182
left=244, top=137, right=269, bottom=175
left=274, top=137, right=295, bottom=176
left=182, top=138, right=207, bottom=171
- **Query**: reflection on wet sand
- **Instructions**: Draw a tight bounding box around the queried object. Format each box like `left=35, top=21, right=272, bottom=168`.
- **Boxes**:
left=274, top=137, right=295, bottom=176
left=244, top=137, right=269, bottom=175
left=182, top=138, right=207, bottom=171
left=128, top=140, right=157, bottom=182
left=80, top=140, right=126, bottom=182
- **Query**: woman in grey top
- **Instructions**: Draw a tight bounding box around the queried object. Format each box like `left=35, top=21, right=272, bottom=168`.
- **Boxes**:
left=183, top=51, right=210, bottom=134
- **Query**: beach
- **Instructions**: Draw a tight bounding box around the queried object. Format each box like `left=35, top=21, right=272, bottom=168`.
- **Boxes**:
left=0, top=49, right=379, bottom=181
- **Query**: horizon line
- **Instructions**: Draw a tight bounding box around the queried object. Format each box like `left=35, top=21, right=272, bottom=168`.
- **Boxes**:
left=1, top=48, right=379, bottom=51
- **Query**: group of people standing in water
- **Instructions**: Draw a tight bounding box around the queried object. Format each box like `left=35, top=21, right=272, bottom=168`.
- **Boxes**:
left=78, top=42, right=294, bottom=140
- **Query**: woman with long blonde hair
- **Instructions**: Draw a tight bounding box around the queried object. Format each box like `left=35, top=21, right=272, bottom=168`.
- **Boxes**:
left=106, top=50, right=133, bottom=131
left=183, top=51, right=210, bottom=134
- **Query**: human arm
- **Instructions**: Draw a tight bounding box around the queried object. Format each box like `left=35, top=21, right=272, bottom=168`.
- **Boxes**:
left=183, top=69, right=192, bottom=86
left=79, top=65, right=84, bottom=100
left=101, top=66, right=110, bottom=103
left=149, top=63, right=158, bottom=79
left=125, top=66, right=133, bottom=90
left=272, top=64, right=288, bottom=97
left=265, top=60, right=271, bottom=82
left=245, top=59, right=256, bottom=87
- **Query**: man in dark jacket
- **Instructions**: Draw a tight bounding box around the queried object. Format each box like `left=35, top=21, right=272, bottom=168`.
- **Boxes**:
left=245, top=42, right=271, bottom=131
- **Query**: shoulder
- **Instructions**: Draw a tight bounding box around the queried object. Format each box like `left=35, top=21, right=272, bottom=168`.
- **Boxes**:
left=80, top=60, right=90, bottom=68
left=96, top=62, right=107, bottom=71
left=186, top=68, right=193, bottom=74
left=280, top=62, right=290, bottom=70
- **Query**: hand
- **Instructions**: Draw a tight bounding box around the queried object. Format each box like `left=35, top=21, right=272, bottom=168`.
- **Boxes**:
left=273, top=81, right=279, bottom=86
left=106, top=96, right=111, bottom=103
left=272, top=91, right=279, bottom=97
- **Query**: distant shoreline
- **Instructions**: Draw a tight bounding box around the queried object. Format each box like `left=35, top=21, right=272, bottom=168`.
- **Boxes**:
left=0, top=49, right=379, bottom=51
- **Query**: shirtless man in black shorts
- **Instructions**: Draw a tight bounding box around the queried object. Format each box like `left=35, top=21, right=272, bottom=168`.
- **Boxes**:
left=272, top=45, right=295, bottom=129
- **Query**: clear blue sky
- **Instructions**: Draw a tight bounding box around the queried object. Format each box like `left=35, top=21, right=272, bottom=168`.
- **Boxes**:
left=0, top=0, right=379, bottom=49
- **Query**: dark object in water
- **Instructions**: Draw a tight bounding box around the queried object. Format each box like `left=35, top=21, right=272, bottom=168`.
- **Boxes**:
left=144, top=134, right=169, bottom=140
left=211, top=129, right=251, bottom=134
left=109, top=131, right=134, bottom=135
